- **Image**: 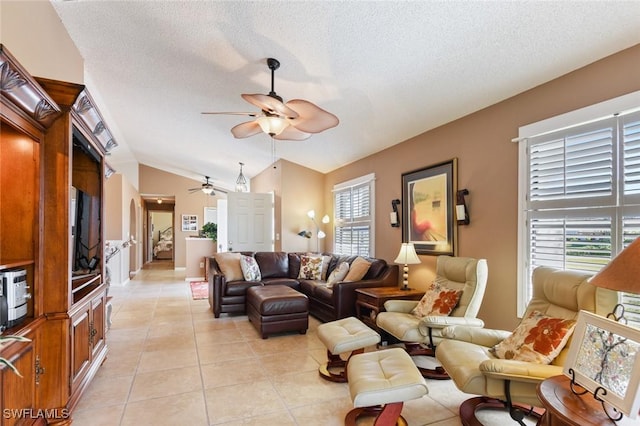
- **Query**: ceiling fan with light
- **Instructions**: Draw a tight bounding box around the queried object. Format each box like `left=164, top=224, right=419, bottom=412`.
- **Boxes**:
left=188, top=176, right=216, bottom=195
left=202, top=58, right=339, bottom=141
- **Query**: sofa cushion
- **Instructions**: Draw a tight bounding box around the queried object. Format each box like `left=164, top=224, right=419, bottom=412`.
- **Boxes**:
left=299, top=280, right=333, bottom=303
left=489, top=310, right=577, bottom=364
left=214, top=252, right=244, bottom=282
left=255, top=252, right=289, bottom=278
left=344, top=256, right=371, bottom=282
left=262, top=278, right=300, bottom=290
left=365, top=258, right=387, bottom=279
left=225, top=280, right=262, bottom=296
left=240, top=255, right=261, bottom=281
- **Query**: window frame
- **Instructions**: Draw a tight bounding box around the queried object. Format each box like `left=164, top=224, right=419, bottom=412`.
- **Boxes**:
left=332, top=173, right=375, bottom=257
left=517, top=90, right=640, bottom=317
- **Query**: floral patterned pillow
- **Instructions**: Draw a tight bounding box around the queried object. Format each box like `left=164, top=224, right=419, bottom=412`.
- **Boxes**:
left=490, top=310, right=577, bottom=364
left=298, top=255, right=324, bottom=280
left=240, top=255, right=261, bottom=282
left=411, top=281, right=462, bottom=318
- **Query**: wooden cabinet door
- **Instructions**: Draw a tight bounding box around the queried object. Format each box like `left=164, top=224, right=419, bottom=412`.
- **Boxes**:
left=90, top=295, right=105, bottom=357
left=69, top=307, right=91, bottom=393
left=1, top=340, right=35, bottom=426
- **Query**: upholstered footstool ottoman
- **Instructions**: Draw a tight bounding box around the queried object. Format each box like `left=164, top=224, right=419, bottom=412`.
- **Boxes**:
left=246, top=285, right=308, bottom=339
left=346, top=347, right=429, bottom=426
left=316, top=316, right=381, bottom=382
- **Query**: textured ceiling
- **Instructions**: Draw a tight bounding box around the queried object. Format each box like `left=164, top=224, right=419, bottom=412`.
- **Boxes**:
left=51, top=1, right=640, bottom=191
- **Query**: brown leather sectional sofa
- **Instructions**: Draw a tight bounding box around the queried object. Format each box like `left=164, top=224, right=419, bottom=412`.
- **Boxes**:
left=208, top=252, right=399, bottom=322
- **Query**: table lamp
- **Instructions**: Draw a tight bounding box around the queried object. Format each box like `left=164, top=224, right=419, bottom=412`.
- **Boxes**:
left=394, top=242, right=421, bottom=291
left=589, top=236, right=640, bottom=322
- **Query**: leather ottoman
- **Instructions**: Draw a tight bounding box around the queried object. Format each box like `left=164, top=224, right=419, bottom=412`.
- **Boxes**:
left=246, top=285, right=309, bottom=339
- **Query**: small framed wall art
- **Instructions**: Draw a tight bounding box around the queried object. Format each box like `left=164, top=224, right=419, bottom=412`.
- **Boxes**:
left=181, top=214, right=198, bottom=232
left=563, top=310, right=640, bottom=419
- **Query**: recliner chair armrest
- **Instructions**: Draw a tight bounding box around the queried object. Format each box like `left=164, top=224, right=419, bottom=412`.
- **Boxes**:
left=480, top=358, right=564, bottom=382
left=419, top=316, right=485, bottom=331
left=383, top=300, right=419, bottom=313
left=441, top=326, right=511, bottom=347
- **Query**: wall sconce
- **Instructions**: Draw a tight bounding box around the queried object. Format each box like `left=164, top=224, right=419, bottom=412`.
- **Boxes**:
left=390, top=199, right=400, bottom=227
left=456, top=189, right=470, bottom=225
left=297, top=230, right=312, bottom=239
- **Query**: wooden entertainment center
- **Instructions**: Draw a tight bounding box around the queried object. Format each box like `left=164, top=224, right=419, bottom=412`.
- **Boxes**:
left=0, top=45, right=112, bottom=425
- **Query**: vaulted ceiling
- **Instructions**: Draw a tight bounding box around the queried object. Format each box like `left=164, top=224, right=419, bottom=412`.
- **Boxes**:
left=51, top=1, right=640, bottom=191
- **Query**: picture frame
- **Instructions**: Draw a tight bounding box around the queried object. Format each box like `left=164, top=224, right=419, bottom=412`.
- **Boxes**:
left=563, top=310, right=640, bottom=419
left=401, top=158, right=457, bottom=255
left=181, top=214, right=198, bottom=232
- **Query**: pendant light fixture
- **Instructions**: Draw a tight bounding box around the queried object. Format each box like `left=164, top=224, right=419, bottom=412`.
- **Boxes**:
left=236, top=162, right=248, bottom=192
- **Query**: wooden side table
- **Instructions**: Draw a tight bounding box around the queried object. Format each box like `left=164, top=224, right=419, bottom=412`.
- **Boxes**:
left=355, top=287, right=424, bottom=330
left=537, top=375, right=634, bottom=426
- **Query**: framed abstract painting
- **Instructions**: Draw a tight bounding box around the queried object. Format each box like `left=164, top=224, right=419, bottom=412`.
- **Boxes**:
left=401, top=158, right=457, bottom=255
left=563, top=310, right=640, bottom=419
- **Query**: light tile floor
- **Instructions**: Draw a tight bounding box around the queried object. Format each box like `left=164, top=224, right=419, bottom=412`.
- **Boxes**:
left=71, top=265, right=536, bottom=425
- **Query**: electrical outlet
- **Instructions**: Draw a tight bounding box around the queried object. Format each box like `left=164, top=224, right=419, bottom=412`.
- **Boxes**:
left=199, top=262, right=204, bottom=268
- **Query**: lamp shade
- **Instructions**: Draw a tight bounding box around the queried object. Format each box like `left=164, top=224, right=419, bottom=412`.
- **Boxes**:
left=256, top=116, right=289, bottom=136
left=590, top=237, right=640, bottom=293
left=394, top=243, right=421, bottom=265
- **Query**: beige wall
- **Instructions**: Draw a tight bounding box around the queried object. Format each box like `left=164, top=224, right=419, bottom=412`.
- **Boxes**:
left=252, top=159, right=326, bottom=253
left=325, top=44, right=640, bottom=330
left=139, top=164, right=223, bottom=268
left=0, top=1, right=83, bottom=84
left=104, top=173, right=142, bottom=280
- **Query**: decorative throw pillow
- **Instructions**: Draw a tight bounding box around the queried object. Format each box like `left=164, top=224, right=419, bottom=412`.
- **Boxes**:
left=213, top=252, right=244, bottom=281
left=240, top=255, right=261, bottom=282
left=489, top=310, right=577, bottom=364
left=298, top=255, right=324, bottom=280
left=343, top=256, right=371, bottom=282
left=411, top=281, right=463, bottom=318
left=326, top=262, right=350, bottom=288
left=321, top=255, right=332, bottom=280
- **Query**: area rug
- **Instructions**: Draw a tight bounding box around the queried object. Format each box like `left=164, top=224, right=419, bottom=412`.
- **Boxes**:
left=190, top=281, right=208, bottom=300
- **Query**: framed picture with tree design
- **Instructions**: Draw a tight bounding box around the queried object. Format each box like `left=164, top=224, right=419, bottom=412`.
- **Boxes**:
left=563, top=310, right=640, bottom=420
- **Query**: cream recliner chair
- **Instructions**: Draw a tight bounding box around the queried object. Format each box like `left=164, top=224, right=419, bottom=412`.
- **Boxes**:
left=435, top=266, right=619, bottom=425
left=376, top=256, right=488, bottom=379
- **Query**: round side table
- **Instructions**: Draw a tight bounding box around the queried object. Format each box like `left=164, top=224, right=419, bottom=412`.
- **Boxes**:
left=537, top=375, right=633, bottom=426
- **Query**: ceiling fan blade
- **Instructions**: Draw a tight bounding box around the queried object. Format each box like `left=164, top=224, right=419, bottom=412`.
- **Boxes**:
left=230, top=121, right=263, bottom=139
left=241, top=94, right=299, bottom=119
left=201, top=112, right=257, bottom=117
left=274, top=126, right=311, bottom=141
left=285, top=99, right=339, bottom=133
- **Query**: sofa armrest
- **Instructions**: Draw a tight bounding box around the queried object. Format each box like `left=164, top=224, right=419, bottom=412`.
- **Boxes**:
left=480, top=358, right=563, bottom=382
left=208, top=257, right=226, bottom=318
left=332, top=264, right=399, bottom=319
left=440, top=326, right=511, bottom=347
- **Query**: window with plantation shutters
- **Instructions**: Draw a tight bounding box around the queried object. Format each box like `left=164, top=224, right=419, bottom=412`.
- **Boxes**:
left=518, top=101, right=640, bottom=328
left=333, top=174, right=375, bottom=256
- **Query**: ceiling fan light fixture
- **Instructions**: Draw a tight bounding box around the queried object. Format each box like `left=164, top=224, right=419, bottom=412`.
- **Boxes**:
left=236, top=162, right=248, bottom=192
left=256, top=115, right=289, bottom=136
left=202, top=186, right=214, bottom=195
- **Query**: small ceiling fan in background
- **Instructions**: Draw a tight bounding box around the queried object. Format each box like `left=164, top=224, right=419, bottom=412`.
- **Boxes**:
left=202, top=58, right=339, bottom=141
left=188, top=176, right=216, bottom=195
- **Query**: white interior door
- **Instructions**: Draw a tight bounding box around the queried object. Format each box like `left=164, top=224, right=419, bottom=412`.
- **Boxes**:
left=227, top=192, right=274, bottom=252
